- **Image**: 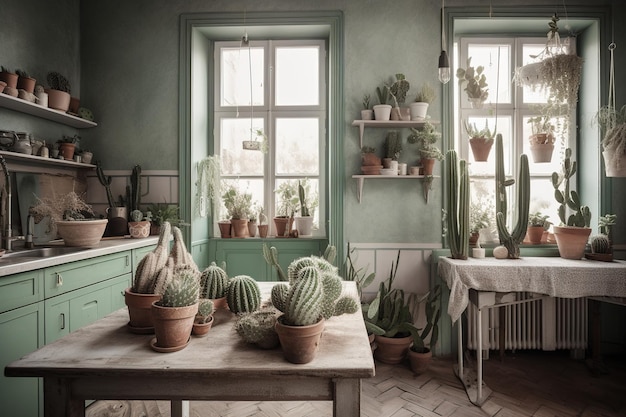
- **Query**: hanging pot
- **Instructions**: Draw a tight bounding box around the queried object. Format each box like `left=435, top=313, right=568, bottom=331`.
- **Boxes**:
left=469, top=137, right=493, bottom=162
left=530, top=142, right=555, bottom=163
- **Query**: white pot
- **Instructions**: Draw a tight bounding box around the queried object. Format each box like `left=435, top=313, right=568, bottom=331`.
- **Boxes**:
left=373, top=104, right=392, bottom=121
left=409, top=102, right=429, bottom=120
left=603, top=150, right=626, bottom=177
left=295, top=216, right=314, bottom=237
left=360, top=109, right=374, bottom=120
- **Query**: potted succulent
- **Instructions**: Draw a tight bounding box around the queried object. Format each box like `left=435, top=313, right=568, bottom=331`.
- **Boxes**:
left=257, top=207, right=269, bottom=238
left=361, top=94, right=373, bottom=120
left=274, top=180, right=299, bottom=237
left=15, top=69, right=36, bottom=94
left=595, top=104, right=626, bottom=177
left=551, top=148, right=592, bottom=259
left=587, top=234, right=613, bottom=262
left=146, top=202, right=181, bottom=235
left=151, top=268, right=200, bottom=352
left=388, top=73, right=410, bottom=120
left=46, top=71, right=71, bottom=112
left=373, top=84, right=391, bottom=121
left=128, top=209, right=151, bottom=238
left=192, top=299, right=215, bottom=336
left=295, top=178, right=318, bottom=237
left=528, top=115, right=556, bottom=163
left=598, top=213, right=617, bottom=247
left=222, top=185, right=253, bottom=238
left=463, top=119, right=496, bottom=162
left=57, top=134, right=80, bottom=161
left=527, top=212, right=550, bottom=244
left=456, top=57, right=489, bottom=108
left=410, top=82, right=436, bottom=121
left=29, top=191, right=108, bottom=248
left=383, top=131, right=403, bottom=171
left=408, top=121, right=443, bottom=175
left=271, top=256, right=359, bottom=364
left=234, top=305, right=281, bottom=349
left=199, top=261, right=229, bottom=309
left=408, top=285, right=441, bottom=374
left=0, top=66, right=18, bottom=90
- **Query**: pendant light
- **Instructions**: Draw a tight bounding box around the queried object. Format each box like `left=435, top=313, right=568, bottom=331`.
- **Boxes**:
left=438, top=0, right=450, bottom=84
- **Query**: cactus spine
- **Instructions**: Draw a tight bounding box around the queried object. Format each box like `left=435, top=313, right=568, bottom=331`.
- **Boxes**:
left=551, top=148, right=592, bottom=227
left=234, top=306, right=281, bottom=348
left=158, top=269, right=200, bottom=307
left=226, top=275, right=261, bottom=314
left=495, top=134, right=530, bottom=259
left=590, top=235, right=611, bottom=254
left=200, top=262, right=229, bottom=299
left=445, top=150, right=469, bottom=260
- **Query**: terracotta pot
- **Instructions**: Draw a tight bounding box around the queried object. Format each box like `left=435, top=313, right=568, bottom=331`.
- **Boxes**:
left=55, top=219, right=107, bottom=247
left=218, top=220, right=231, bottom=238
left=258, top=224, right=269, bottom=238
left=553, top=226, right=591, bottom=260
left=408, top=347, right=432, bottom=374
left=128, top=221, right=151, bottom=238
left=151, top=301, right=198, bottom=352
left=469, top=137, right=493, bottom=162
left=59, top=142, right=76, bottom=160
left=275, top=316, right=325, bottom=364
left=192, top=315, right=214, bottom=336
left=421, top=158, right=436, bottom=175
left=361, top=165, right=382, bottom=175
left=248, top=220, right=258, bottom=238
left=69, top=96, right=80, bottom=114
left=530, top=142, right=554, bottom=163
left=469, top=232, right=480, bottom=248
left=273, top=217, right=290, bottom=237
left=527, top=226, right=544, bottom=244
left=374, top=334, right=412, bottom=364
left=211, top=296, right=228, bottom=310
left=230, top=218, right=249, bottom=238
left=362, top=153, right=382, bottom=166
left=124, top=288, right=162, bottom=333
left=17, top=76, right=36, bottom=93
left=45, top=88, right=71, bottom=112
left=150, top=222, right=160, bottom=235
left=0, top=71, right=18, bottom=89
left=295, top=216, right=313, bottom=237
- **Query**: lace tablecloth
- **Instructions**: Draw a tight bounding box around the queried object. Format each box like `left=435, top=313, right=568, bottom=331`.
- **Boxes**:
left=438, top=257, right=626, bottom=323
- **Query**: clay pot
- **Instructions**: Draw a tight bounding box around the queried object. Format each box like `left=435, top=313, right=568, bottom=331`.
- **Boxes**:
left=374, top=334, right=412, bottom=364
left=258, top=224, right=269, bottom=238
left=230, top=218, right=249, bottom=238
left=218, top=220, right=231, bottom=238
left=16, top=76, right=36, bottom=93
left=45, top=89, right=71, bottom=112
left=408, top=347, right=432, bottom=374
left=125, top=288, right=162, bottom=333
left=553, top=226, right=591, bottom=260
left=55, top=219, right=107, bottom=247
left=273, top=217, right=290, bottom=237
left=469, top=137, right=493, bottom=162
left=275, top=316, right=325, bottom=364
left=362, top=153, right=382, bottom=166
left=211, top=297, right=228, bottom=310
left=0, top=71, right=18, bottom=89
left=421, top=158, right=436, bottom=175
left=69, top=96, right=80, bottom=114
left=58, top=142, right=76, bottom=160
left=151, top=301, right=198, bottom=352
left=527, top=226, right=545, bottom=244
left=192, top=315, right=214, bottom=336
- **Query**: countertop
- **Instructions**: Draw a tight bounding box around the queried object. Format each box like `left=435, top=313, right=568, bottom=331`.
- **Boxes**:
left=0, top=236, right=159, bottom=277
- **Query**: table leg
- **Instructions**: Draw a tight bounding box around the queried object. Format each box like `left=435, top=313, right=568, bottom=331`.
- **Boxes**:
left=457, top=316, right=464, bottom=380
left=477, top=305, right=483, bottom=403
left=171, top=400, right=190, bottom=417
left=44, top=377, right=85, bottom=417
left=333, top=378, right=360, bottom=417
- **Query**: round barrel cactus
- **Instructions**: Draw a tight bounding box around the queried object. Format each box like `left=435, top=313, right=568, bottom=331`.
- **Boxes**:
left=591, top=234, right=611, bottom=254
left=200, top=262, right=229, bottom=299
left=226, top=275, right=261, bottom=314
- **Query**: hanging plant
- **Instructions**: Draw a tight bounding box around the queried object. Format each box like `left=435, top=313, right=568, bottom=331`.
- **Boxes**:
left=196, top=155, right=222, bottom=218
left=595, top=104, right=626, bottom=176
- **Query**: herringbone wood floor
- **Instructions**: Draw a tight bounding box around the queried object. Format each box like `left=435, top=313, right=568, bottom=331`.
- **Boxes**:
left=87, top=350, right=626, bottom=417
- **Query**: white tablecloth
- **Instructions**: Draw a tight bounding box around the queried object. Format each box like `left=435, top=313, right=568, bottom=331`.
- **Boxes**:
left=438, top=257, right=626, bottom=323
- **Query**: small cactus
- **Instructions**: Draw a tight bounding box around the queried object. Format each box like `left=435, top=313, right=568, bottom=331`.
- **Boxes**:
left=196, top=299, right=215, bottom=324
left=552, top=148, right=592, bottom=227
left=234, top=305, right=280, bottom=349
left=158, top=269, right=200, bottom=308
left=200, top=262, right=229, bottom=299
left=130, top=209, right=143, bottom=222
left=226, top=275, right=261, bottom=314
left=590, top=235, right=611, bottom=254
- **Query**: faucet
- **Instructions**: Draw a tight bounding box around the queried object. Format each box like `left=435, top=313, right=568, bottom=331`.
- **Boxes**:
left=0, top=154, right=12, bottom=251
left=25, top=213, right=34, bottom=249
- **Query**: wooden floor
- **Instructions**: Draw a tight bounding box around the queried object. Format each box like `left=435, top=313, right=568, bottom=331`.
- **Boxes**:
left=87, top=350, right=626, bottom=417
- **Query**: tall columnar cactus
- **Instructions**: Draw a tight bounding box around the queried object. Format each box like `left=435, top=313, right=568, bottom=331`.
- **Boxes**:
left=169, top=226, right=198, bottom=270
left=262, top=243, right=287, bottom=281
left=551, top=148, right=592, bottom=227
left=200, top=262, right=229, bottom=299
left=127, top=165, right=142, bottom=213
left=132, top=222, right=172, bottom=293
left=158, top=269, right=200, bottom=308
left=495, top=134, right=530, bottom=259
left=445, top=150, right=469, bottom=260
left=226, top=275, right=261, bottom=314
left=96, top=161, right=116, bottom=208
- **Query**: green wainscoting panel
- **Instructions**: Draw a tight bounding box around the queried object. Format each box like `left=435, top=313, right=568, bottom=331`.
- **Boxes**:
left=191, top=240, right=210, bottom=271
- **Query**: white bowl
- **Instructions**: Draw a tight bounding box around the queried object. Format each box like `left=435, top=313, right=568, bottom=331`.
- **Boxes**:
left=379, top=168, right=397, bottom=176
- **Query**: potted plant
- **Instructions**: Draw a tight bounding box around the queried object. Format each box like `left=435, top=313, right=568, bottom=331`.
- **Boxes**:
left=234, top=305, right=281, bottom=349
left=361, top=146, right=382, bottom=175
left=527, top=212, right=550, bottom=244
left=0, top=66, right=18, bottom=89
left=528, top=115, right=556, bottom=163
left=389, top=73, right=410, bottom=120
left=551, top=148, right=592, bottom=259
left=407, top=121, right=443, bottom=175
left=200, top=261, right=229, bottom=309
left=456, top=57, right=489, bottom=108
left=469, top=201, right=491, bottom=247
left=15, top=69, right=36, bottom=94
left=363, top=252, right=419, bottom=365
left=29, top=191, right=108, bottom=248
left=598, top=213, right=617, bottom=247
left=57, top=134, right=80, bottom=161
left=222, top=185, right=253, bottom=238
left=151, top=268, right=200, bottom=352
left=361, top=94, right=373, bottom=120
left=587, top=234, right=613, bottom=262
left=146, top=202, right=181, bottom=235
left=383, top=130, right=403, bottom=170
left=128, top=209, right=151, bottom=238
left=257, top=207, right=269, bottom=238
left=46, top=71, right=71, bottom=112
left=373, top=84, right=391, bottom=121
left=410, top=82, right=436, bottom=121
left=408, top=285, right=441, bottom=374
left=242, top=128, right=268, bottom=153
left=271, top=256, right=359, bottom=364
left=295, top=179, right=318, bottom=237
left=192, top=299, right=215, bottom=336
left=274, top=180, right=299, bottom=237
left=463, top=119, right=495, bottom=162
left=595, top=104, right=626, bottom=177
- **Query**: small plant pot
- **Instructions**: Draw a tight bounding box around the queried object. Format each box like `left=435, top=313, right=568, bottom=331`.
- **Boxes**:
left=360, top=109, right=374, bottom=120
left=192, top=316, right=214, bottom=336
left=408, top=347, right=432, bottom=374
left=17, top=76, right=36, bottom=93
left=374, top=334, right=412, bottom=364
left=258, top=224, right=269, bottom=238
left=275, top=316, right=325, bottom=364
left=58, top=142, right=76, bottom=160
left=45, top=88, right=71, bottom=112
left=295, top=216, right=314, bottom=237
left=373, top=104, right=392, bottom=121
left=128, top=221, right=151, bottom=238
left=248, top=220, right=258, bottom=238
left=0, top=71, right=18, bottom=89
left=273, top=217, right=290, bottom=237
left=530, top=142, right=554, bottom=163
left=151, top=301, right=198, bottom=352
left=124, top=288, right=162, bottom=333
left=469, top=137, right=493, bottom=162
left=409, top=102, right=429, bottom=120
left=218, top=220, right=231, bottom=238
left=553, top=226, right=591, bottom=260
left=527, top=226, right=544, bottom=244
left=230, top=218, right=249, bottom=238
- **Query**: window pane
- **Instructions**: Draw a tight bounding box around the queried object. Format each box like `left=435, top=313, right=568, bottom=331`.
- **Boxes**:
left=274, top=178, right=319, bottom=226
left=220, top=118, right=264, bottom=176
left=218, top=179, right=264, bottom=220
left=221, top=47, right=264, bottom=106
left=467, top=44, right=511, bottom=104
left=275, top=118, right=320, bottom=175
left=275, top=46, right=319, bottom=106
left=520, top=44, right=549, bottom=104
left=529, top=178, right=560, bottom=229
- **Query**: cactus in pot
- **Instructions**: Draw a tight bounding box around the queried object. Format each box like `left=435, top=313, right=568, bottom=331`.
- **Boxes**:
left=192, top=298, right=215, bottom=336
left=445, top=150, right=469, bottom=260
left=234, top=305, right=281, bottom=349
left=590, top=235, right=611, bottom=254
left=225, top=275, right=261, bottom=314
left=200, top=261, right=229, bottom=307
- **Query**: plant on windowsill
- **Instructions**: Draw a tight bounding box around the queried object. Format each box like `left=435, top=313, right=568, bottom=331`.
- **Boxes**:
left=598, top=213, right=617, bottom=247
left=274, top=180, right=299, bottom=237
left=551, top=148, right=592, bottom=259
left=587, top=234, right=613, bottom=262
left=295, top=178, right=318, bottom=237
left=222, top=185, right=253, bottom=238
left=463, top=119, right=496, bottom=162
left=527, top=211, right=551, bottom=244
left=456, top=57, right=489, bottom=108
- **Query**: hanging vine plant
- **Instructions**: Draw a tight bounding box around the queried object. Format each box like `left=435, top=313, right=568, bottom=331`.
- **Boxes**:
left=196, top=155, right=222, bottom=218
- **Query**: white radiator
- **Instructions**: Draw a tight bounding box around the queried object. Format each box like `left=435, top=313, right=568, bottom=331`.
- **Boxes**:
left=466, top=293, right=587, bottom=351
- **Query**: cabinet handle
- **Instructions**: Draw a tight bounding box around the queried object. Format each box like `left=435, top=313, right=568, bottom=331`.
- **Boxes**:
left=60, top=313, right=65, bottom=330
left=126, top=255, right=129, bottom=267
left=56, top=273, right=63, bottom=287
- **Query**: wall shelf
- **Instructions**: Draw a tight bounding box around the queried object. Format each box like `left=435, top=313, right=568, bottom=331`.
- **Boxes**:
left=351, top=119, right=439, bottom=148
left=0, top=150, right=95, bottom=173
left=351, top=174, right=439, bottom=203
left=0, top=94, right=97, bottom=129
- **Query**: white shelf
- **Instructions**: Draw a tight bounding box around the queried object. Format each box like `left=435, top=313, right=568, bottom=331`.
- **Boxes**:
left=0, top=93, right=97, bottom=128
left=351, top=119, right=440, bottom=148
left=0, top=150, right=96, bottom=172
left=351, top=174, right=439, bottom=203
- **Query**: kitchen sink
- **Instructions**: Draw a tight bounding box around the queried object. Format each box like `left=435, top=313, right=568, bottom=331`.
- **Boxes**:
left=1, top=246, right=88, bottom=259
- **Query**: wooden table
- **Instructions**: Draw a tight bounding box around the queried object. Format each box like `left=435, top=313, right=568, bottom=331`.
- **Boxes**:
left=5, top=282, right=375, bottom=417
left=438, top=256, right=626, bottom=406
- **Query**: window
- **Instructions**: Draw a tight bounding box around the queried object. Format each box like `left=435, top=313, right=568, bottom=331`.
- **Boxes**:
left=455, top=36, right=576, bottom=241
left=214, top=40, right=326, bottom=237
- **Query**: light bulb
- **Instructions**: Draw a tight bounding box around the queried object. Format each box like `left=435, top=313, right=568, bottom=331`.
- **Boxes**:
left=438, top=50, right=450, bottom=84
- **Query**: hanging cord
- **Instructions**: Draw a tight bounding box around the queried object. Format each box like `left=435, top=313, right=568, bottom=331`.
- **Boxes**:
left=609, top=42, right=616, bottom=114
left=441, top=0, right=446, bottom=51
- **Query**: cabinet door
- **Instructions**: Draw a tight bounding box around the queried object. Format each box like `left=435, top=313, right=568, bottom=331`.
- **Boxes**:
left=0, top=302, right=44, bottom=417
left=0, top=270, right=43, bottom=314
left=44, top=298, right=70, bottom=343
left=69, top=286, right=112, bottom=332
left=110, top=273, right=132, bottom=311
